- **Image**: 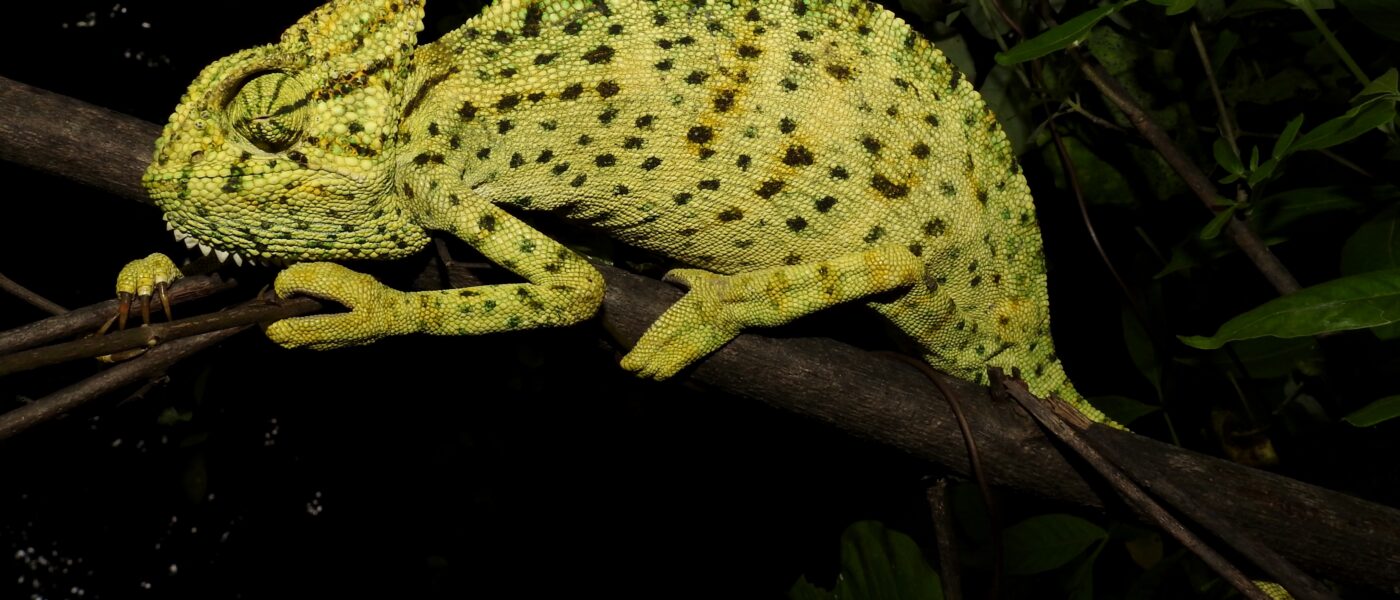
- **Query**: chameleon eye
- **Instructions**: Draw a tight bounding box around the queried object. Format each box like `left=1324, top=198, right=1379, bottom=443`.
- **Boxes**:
left=228, top=72, right=307, bottom=153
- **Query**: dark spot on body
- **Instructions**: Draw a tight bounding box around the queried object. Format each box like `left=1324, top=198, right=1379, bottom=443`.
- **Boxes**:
left=583, top=44, right=615, bottom=64
left=860, top=135, right=882, bottom=154
left=872, top=174, right=910, bottom=198
left=495, top=93, right=521, bottom=110
left=825, top=64, right=852, bottom=81
left=687, top=125, right=714, bottom=144
left=924, top=218, right=946, bottom=236
left=814, top=196, right=837, bottom=212
left=783, top=145, right=814, bottom=166
left=755, top=180, right=785, bottom=198
left=713, top=90, right=736, bottom=112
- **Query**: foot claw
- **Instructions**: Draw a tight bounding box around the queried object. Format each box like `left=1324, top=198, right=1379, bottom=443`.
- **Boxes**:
left=108, top=253, right=183, bottom=337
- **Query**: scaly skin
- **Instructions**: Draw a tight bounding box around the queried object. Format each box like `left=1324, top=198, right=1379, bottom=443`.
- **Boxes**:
left=125, top=0, right=1114, bottom=425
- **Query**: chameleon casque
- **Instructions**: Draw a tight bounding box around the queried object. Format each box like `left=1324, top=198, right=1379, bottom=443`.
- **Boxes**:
left=122, top=0, right=1113, bottom=425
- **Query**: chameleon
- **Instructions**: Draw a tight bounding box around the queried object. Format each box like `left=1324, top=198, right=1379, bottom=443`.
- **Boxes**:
left=120, top=0, right=1113, bottom=425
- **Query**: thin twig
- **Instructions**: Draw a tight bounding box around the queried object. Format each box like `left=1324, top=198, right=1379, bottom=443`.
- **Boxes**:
left=1063, top=97, right=1125, bottom=133
left=885, top=352, right=1002, bottom=599
left=0, top=275, right=236, bottom=356
left=927, top=479, right=963, bottom=600
left=1000, top=378, right=1272, bottom=600
left=0, top=272, right=68, bottom=316
left=1072, top=51, right=1302, bottom=295
left=0, top=295, right=321, bottom=377
left=1190, top=21, right=1239, bottom=158
left=0, top=327, right=242, bottom=441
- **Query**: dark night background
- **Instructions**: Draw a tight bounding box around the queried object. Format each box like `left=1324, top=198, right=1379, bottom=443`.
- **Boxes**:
left=1, top=1, right=1395, bottom=598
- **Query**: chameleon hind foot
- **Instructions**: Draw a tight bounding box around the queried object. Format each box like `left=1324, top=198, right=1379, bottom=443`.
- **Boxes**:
left=264, top=262, right=419, bottom=350
left=622, top=246, right=923, bottom=379
left=621, top=269, right=742, bottom=379
left=102, top=253, right=182, bottom=335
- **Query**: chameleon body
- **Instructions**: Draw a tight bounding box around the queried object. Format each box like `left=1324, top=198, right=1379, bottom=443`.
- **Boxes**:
left=128, top=0, right=1110, bottom=424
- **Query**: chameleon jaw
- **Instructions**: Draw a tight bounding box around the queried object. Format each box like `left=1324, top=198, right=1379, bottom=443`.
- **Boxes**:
left=162, top=214, right=264, bottom=268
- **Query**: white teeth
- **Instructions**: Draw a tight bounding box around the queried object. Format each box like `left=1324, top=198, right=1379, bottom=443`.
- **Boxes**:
left=173, top=229, right=188, bottom=242
left=232, top=253, right=244, bottom=267
left=183, top=237, right=198, bottom=249
left=165, top=221, right=174, bottom=231
left=215, top=249, right=229, bottom=263
left=198, top=243, right=212, bottom=256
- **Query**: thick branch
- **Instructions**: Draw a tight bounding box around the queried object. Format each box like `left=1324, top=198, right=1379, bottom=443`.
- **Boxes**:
left=1, top=74, right=1397, bottom=591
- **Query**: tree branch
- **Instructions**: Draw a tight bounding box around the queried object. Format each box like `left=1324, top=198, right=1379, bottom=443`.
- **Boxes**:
left=1, top=74, right=1397, bottom=591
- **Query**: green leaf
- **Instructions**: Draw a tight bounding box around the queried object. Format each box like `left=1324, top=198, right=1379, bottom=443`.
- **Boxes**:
left=789, top=577, right=833, bottom=600
left=1090, top=395, right=1162, bottom=425
left=1180, top=270, right=1400, bottom=349
left=1148, top=0, right=1197, bottom=15
left=1252, top=186, right=1362, bottom=234
left=1272, top=114, right=1306, bottom=160
left=791, top=521, right=943, bottom=600
left=1002, top=515, right=1107, bottom=575
left=1291, top=98, right=1398, bottom=152
left=1207, top=337, right=1322, bottom=378
left=1339, top=0, right=1400, bottom=41
left=1248, top=157, right=1280, bottom=187
left=1200, top=204, right=1236, bottom=240
left=1209, top=29, right=1238, bottom=73
left=995, top=3, right=1126, bottom=65
left=1355, top=68, right=1400, bottom=102
left=1343, top=396, right=1400, bottom=426
left=1340, top=207, right=1400, bottom=275
left=1213, top=138, right=1244, bottom=178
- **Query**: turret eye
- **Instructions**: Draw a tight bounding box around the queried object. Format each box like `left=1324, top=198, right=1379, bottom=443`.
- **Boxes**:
left=229, top=72, right=307, bottom=153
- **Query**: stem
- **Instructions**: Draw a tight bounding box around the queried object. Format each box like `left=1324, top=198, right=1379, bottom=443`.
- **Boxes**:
left=1297, top=2, right=1370, bottom=86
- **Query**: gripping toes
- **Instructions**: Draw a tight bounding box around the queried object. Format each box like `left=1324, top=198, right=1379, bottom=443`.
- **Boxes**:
left=265, top=262, right=417, bottom=350
left=112, top=252, right=183, bottom=330
left=620, top=271, right=741, bottom=380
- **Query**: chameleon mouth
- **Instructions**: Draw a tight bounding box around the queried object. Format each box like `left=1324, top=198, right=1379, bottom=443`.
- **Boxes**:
left=162, top=214, right=275, bottom=268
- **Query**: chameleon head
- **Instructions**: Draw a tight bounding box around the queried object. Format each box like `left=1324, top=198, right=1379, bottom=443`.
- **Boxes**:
left=141, top=0, right=432, bottom=265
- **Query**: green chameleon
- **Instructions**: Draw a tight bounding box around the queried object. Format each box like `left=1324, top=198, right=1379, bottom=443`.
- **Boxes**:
left=119, top=0, right=1112, bottom=425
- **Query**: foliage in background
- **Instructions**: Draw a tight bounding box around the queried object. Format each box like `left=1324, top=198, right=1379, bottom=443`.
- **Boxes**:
left=808, top=0, right=1398, bottom=597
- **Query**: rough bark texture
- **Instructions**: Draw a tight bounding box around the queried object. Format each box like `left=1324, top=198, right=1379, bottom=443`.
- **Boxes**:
left=2, top=74, right=1397, bottom=593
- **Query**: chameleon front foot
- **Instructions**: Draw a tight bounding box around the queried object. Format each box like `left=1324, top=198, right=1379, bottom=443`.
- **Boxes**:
left=265, top=262, right=418, bottom=350
left=103, top=252, right=182, bottom=335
